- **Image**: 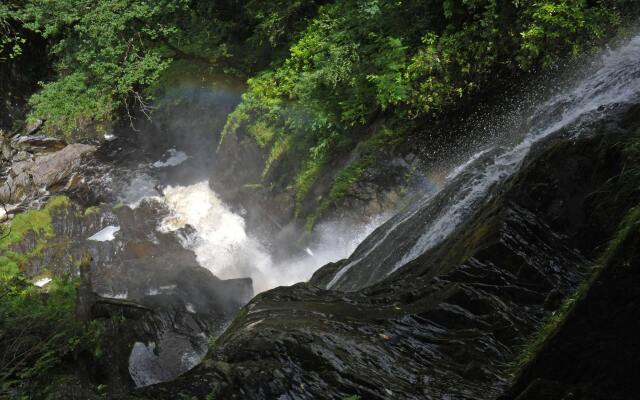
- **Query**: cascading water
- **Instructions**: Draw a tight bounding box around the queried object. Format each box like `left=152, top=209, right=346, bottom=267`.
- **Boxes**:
left=326, top=33, right=640, bottom=291
left=114, top=166, right=385, bottom=294
left=157, top=181, right=385, bottom=293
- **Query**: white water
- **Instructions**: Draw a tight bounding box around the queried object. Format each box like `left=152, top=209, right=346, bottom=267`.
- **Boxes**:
left=152, top=148, right=189, bottom=168
left=395, top=34, right=640, bottom=270
left=326, top=33, right=640, bottom=289
left=118, top=172, right=159, bottom=207
left=33, top=277, right=52, bottom=287
left=158, top=181, right=385, bottom=293
left=88, top=225, right=120, bottom=241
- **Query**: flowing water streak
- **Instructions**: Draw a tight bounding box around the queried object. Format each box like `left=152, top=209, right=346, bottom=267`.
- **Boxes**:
left=327, top=34, right=640, bottom=289
left=395, top=34, right=640, bottom=270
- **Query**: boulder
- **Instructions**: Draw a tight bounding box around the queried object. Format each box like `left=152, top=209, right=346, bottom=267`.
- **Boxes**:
left=11, top=133, right=66, bottom=153
left=0, top=143, right=96, bottom=203
left=24, top=118, right=45, bottom=136
left=11, top=199, right=252, bottom=396
left=11, top=150, right=33, bottom=162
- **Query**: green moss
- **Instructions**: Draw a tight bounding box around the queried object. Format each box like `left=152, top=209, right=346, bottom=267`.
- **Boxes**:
left=83, top=206, right=101, bottom=216
left=218, top=109, right=244, bottom=150
left=248, top=120, right=276, bottom=149
left=293, top=156, right=328, bottom=215
left=0, top=196, right=70, bottom=279
left=0, top=256, right=19, bottom=280
left=262, top=135, right=292, bottom=179
left=509, top=204, right=640, bottom=380
left=305, top=127, right=402, bottom=229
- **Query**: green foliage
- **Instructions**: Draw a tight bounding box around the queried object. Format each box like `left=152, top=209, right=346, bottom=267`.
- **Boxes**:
left=5, top=0, right=637, bottom=219
left=0, top=274, right=104, bottom=397
left=5, top=0, right=326, bottom=137
left=305, top=127, right=402, bottom=229
left=0, top=2, right=26, bottom=61
left=14, top=0, right=190, bottom=137
left=262, top=136, right=293, bottom=179
left=518, top=1, right=620, bottom=69
left=292, top=134, right=337, bottom=213
left=248, top=121, right=277, bottom=149
left=0, top=197, right=106, bottom=397
left=224, top=0, right=632, bottom=218
left=27, top=72, right=114, bottom=136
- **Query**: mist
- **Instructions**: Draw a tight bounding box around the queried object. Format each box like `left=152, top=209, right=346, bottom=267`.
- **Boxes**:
left=106, top=82, right=391, bottom=296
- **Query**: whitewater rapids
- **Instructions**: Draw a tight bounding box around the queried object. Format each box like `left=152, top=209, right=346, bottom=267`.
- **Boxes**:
left=156, top=181, right=385, bottom=293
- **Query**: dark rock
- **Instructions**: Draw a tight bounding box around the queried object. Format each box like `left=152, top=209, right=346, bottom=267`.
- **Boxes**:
left=137, top=105, right=640, bottom=400
left=543, top=288, right=563, bottom=311
left=502, top=218, right=640, bottom=400
left=13, top=199, right=252, bottom=395
left=210, top=120, right=418, bottom=237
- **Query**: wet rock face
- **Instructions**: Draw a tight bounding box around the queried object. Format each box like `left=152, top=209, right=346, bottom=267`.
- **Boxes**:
left=139, top=117, right=639, bottom=399
left=210, top=122, right=418, bottom=235
left=501, top=220, right=640, bottom=400
left=14, top=199, right=252, bottom=393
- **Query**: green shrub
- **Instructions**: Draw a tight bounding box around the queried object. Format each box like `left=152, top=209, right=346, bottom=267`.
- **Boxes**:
left=4, top=0, right=327, bottom=137
left=0, top=275, right=104, bottom=397
left=224, top=0, right=632, bottom=215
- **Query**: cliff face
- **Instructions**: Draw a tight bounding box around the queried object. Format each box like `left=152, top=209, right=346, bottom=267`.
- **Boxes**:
left=135, top=100, right=640, bottom=399
left=3, top=16, right=640, bottom=399
left=209, top=119, right=418, bottom=234
left=502, top=213, right=640, bottom=400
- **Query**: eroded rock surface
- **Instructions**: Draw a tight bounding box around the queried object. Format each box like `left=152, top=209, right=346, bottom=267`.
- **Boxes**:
left=10, top=198, right=252, bottom=396
left=137, top=106, right=640, bottom=400
left=0, top=143, right=96, bottom=204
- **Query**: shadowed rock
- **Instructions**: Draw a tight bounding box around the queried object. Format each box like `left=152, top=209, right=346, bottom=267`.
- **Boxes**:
left=136, top=105, right=640, bottom=400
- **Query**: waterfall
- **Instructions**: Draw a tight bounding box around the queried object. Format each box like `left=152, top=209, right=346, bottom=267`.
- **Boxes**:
left=156, top=181, right=385, bottom=293
left=326, top=34, right=640, bottom=291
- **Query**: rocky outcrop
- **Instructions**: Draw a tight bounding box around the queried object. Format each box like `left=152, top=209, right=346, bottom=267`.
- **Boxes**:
left=0, top=142, right=95, bottom=205
left=9, top=198, right=252, bottom=397
left=0, top=126, right=64, bottom=161
left=210, top=122, right=420, bottom=237
left=135, top=102, right=640, bottom=399
left=501, top=215, right=640, bottom=400
left=11, top=133, right=66, bottom=153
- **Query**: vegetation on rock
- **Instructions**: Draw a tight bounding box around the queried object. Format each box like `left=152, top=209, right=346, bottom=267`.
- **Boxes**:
left=0, top=215, right=105, bottom=399
left=0, top=275, right=105, bottom=398
left=2, top=1, right=638, bottom=222
left=0, top=196, right=69, bottom=279
left=509, top=131, right=640, bottom=382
